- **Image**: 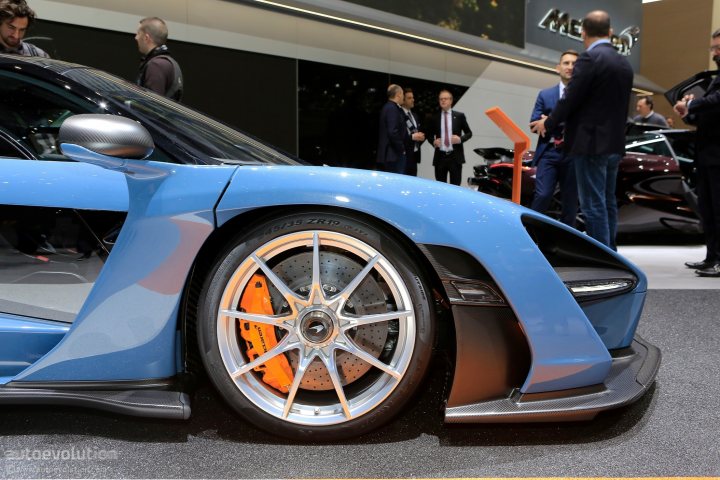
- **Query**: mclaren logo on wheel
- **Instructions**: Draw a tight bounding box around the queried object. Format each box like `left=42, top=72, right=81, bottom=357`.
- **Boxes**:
left=538, top=8, right=640, bottom=56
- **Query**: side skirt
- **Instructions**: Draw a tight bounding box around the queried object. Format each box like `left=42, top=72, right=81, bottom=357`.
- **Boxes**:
left=0, top=379, right=190, bottom=420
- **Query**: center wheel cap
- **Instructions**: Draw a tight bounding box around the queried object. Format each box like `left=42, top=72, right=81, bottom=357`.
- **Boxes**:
left=299, top=309, right=336, bottom=345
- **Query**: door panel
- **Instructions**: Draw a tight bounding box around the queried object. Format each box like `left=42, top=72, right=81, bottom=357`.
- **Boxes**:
left=0, top=67, right=130, bottom=324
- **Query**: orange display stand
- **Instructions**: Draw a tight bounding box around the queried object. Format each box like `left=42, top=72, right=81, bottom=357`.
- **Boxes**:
left=484, top=107, right=531, bottom=205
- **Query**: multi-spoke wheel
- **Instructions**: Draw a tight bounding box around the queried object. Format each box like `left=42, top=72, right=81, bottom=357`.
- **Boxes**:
left=197, top=211, right=435, bottom=440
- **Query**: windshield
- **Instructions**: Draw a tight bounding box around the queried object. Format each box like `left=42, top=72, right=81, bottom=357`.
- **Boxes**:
left=625, top=133, right=673, bottom=158
left=63, top=67, right=301, bottom=166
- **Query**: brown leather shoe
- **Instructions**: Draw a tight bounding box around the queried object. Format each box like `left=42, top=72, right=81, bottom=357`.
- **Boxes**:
left=695, top=263, right=720, bottom=277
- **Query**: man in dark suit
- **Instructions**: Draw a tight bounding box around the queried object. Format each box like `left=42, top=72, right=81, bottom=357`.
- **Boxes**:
left=531, top=10, right=633, bottom=250
left=674, top=28, right=720, bottom=277
left=377, top=84, right=409, bottom=174
left=530, top=49, right=579, bottom=227
left=428, top=89, right=472, bottom=185
left=401, top=87, right=425, bottom=176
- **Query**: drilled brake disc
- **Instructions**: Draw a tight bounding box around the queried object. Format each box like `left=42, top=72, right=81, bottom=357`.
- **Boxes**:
left=272, top=251, right=390, bottom=391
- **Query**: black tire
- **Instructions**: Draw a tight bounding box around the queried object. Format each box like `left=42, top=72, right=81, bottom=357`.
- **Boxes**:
left=196, top=210, right=435, bottom=441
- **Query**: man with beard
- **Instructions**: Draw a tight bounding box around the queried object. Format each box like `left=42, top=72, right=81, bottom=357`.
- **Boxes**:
left=529, top=49, right=579, bottom=227
left=674, top=28, right=720, bottom=277
left=135, top=17, right=183, bottom=101
left=530, top=11, right=633, bottom=250
left=0, top=0, right=49, bottom=57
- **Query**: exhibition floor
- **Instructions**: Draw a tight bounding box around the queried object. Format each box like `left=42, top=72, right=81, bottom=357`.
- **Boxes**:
left=1, top=242, right=718, bottom=478
left=618, top=243, right=720, bottom=289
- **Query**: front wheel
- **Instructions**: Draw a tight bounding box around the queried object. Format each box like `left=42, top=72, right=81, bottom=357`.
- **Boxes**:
left=196, top=211, right=435, bottom=440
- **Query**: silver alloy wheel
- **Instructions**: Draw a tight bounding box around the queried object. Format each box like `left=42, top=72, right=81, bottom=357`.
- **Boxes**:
left=216, top=230, right=416, bottom=426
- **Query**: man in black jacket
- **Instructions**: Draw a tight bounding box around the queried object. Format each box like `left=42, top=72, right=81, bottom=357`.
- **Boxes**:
left=428, top=89, right=472, bottom=185
left=135, top=17, right=183, bottom=101
left=377, top=84, right=409, bottom=174
left=674, top=28, right=720, bottom=277
left=531, top=10, right=633, bottom=250
left=401, top=88, right=425, bottom=176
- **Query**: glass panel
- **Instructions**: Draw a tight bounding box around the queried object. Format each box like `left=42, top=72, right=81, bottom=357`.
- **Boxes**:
left=298, top=61, right=387, bottom=168
left=64, top=68, right=300, bottom=166
left=0, top=206, right=125, bottom=323
left=0, top=70, right=100, bottom=161
left=625, top=135, right=673, bottom=157
left=0, top=130, right=28, bottom=159
left=298, top=60, right=469, bottom=169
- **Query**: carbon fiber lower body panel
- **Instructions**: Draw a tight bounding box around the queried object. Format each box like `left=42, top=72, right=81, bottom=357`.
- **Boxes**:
left=0, top=385, right=191, bottom=419
left=444, top=335, right=660, bottom=423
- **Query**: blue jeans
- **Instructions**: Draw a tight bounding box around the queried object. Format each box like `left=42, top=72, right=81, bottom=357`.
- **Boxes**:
left=530, top=149, right=578, bottom=227
left=572, top=153, right=621, bottom=250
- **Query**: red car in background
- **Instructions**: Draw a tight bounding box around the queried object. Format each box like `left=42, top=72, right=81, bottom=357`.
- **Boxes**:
left=469, top=128, right=700, bottom=236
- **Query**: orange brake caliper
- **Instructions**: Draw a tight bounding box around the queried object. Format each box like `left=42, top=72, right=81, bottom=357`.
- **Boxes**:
left=239, top=274, right=294, bottom=393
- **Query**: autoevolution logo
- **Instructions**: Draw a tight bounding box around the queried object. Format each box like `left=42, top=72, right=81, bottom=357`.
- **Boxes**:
left=537, top=8, right=640, bottom=56
left=2, top=447, right=118, bottom=461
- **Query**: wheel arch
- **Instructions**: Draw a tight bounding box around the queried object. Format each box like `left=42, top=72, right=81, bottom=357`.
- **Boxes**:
left=178, top=204, right=453, bottom=377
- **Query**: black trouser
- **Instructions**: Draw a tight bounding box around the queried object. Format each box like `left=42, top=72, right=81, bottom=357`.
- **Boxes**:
left=434, top=152, right=462, bottom=185
left=696, top=164, right=720, bottom=262
left=405, top=150, right=420, bottom=176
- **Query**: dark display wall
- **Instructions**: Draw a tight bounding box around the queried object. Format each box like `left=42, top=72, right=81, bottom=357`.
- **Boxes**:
left=341, top=0, right=525, bottom=48
left=28, top=20, right=468, bottom=169
left=298, top=61, right=468, bottom=169
left=31, top=20, right=298, bottom=154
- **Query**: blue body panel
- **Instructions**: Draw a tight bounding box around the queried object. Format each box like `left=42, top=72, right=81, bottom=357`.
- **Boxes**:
left=5, top=157, right=646, bottom=394
left=216, top=166, right=646, bottom=393
left=0, top=314, right=69, bottom=379
left=0, top=158, right=128, bottom=211
left=14, top=153, right=238, bottom=381
left=581, top=291, right=647, bottom=349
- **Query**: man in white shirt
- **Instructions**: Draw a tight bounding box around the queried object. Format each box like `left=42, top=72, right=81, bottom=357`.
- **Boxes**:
left=428, top=89, right=472, bottom=185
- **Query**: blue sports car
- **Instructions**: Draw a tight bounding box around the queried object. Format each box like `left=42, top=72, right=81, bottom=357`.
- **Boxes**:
left=0, top=55, right=660, bottom=441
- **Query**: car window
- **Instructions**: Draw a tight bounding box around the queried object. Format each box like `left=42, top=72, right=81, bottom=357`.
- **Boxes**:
left=64, top=68, right=302, bottom=166
left=664, top=133, right=696, bottom=163
left=0, top=70, right=100, bottom=161
left=0, top=70, right=177, bottom=164
left=625, top=134, right=673, bottom=157
left=0, top=128, right=29, bottom=158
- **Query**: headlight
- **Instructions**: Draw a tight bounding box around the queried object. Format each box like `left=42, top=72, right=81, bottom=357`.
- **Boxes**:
left=565, top=278, right=635, bottom=299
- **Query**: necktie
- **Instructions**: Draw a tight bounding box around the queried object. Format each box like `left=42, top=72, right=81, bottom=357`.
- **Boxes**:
left=443, top=111, right=450, bottom=148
